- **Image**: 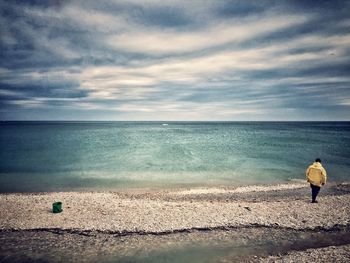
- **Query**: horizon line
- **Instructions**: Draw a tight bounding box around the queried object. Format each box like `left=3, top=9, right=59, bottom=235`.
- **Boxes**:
left=1, top=120, right=350, bottom=123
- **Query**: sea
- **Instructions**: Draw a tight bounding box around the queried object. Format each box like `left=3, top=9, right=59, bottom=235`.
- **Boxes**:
left=0, top=121, right=349, bottom=192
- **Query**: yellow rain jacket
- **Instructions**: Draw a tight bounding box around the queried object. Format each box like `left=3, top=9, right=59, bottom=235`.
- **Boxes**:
left=306, top=162, right=327, bottom=187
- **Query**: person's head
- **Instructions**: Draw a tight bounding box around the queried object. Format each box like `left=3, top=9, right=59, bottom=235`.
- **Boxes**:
left=315, top=158, right=321, bottom=163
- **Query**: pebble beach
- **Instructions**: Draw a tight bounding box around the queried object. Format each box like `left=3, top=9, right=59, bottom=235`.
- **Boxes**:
left=1, top=181, right=350, bottom=262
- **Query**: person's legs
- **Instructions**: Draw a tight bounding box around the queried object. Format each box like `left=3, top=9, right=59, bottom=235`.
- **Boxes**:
left=310, top=184, right=320, bottom=203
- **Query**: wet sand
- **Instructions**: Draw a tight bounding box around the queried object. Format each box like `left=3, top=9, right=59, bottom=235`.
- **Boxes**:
left=1, top=182, right=350, bottom=262
left=1, top=226, right=350, bottom=263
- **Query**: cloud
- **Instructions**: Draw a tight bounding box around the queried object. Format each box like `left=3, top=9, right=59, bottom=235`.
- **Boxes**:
left=339, top=99, right=350, bottom=106
left=0, top=0, right=349, bottom=121
left=106, top=14, right=308, bottom=55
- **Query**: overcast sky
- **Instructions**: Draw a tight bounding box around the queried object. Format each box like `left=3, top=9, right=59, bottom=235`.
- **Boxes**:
left=1, top=0, right=350, bottom=121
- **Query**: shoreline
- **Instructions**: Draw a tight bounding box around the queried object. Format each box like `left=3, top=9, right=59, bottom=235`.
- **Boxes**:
left=1, top=181, right=350, bottom=262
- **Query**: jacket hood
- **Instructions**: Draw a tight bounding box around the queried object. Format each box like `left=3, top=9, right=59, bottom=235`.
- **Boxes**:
left=311, top=162, right=323, bottom=168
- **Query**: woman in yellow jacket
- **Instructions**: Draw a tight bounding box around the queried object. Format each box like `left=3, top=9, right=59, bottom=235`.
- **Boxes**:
left=306, top=158, right=327, bottom=203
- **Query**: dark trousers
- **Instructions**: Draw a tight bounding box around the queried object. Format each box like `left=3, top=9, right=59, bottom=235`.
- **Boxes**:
left=310, top=184, right=321, bottom=202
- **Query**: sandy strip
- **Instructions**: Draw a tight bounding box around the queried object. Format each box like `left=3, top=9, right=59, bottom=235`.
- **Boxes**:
left=257, top=244, right=350, bottom=263
left=173, top=182, right=308, bottom=195
left=1, top=184, right=349, bottom=233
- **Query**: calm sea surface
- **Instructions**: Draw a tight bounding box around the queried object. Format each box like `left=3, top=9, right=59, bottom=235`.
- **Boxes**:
left=0, top=121, right=349, bottom=192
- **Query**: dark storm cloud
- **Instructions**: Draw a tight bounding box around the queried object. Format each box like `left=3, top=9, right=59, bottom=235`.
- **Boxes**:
left=0, top=0, right=349, bottom=120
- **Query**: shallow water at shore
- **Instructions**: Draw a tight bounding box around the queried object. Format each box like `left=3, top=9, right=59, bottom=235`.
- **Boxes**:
left=1, top=227, right=350, bottom=263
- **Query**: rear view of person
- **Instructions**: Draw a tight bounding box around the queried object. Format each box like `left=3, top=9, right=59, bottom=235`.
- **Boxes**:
left=306, top=158, right=327, bottom=203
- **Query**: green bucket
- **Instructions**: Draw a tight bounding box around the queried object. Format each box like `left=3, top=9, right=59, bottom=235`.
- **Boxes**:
left=52, top=201, right=63, bottom=213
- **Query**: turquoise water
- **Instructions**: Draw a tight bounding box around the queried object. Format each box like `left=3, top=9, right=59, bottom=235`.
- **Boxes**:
left=0, top=121, right=349, bottom=192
